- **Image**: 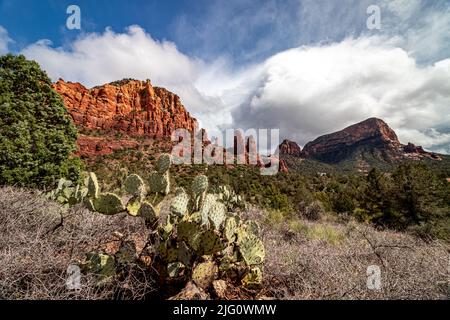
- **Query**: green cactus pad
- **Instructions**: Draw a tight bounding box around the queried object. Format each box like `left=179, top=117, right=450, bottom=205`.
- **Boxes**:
left=200, top=194, right=216, bottom=226
left=238, top=231, right=265, bottom=266
left=177, top=221, right=202, bottom=251
left=192, top=175, right=209, bottom=195
left=208, top=201, right=227, bottom=230
left=93, top=193, right=125, bottom=215
left=87, top=172, right=100, bottom=198
left=241, top=266, right=263, bottom=289
left=126, top=196, right=142, bottom=217
left=84, top=252, right=116, bottom=280
left=138, top=201, right=159, bottom=225
left=149, top=171, right=170, bottom=195
left=201, top=230, right=225, bottom=255
left=192, top=261, right=218, bottom=289
left=124, top=174, right=146, bottom=197
left=157, top=153, right=172, bottom=173
left=224, top=217, right=238, bottom=243
left=170, top=192, right=190, bottom=217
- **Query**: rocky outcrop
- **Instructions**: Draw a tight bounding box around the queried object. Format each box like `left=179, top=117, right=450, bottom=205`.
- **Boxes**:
left=278, top=139, right=302, bottom=157
left=301, top=118, right=440, bottom=163
left=53, top=79, right=197, bottom=138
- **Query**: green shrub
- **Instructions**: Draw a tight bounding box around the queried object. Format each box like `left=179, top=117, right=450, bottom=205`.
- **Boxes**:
left=0, top=54, right=82, bottom=187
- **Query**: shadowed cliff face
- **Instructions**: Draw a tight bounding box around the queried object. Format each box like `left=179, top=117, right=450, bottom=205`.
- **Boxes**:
left=301, top=118, right=402, bottom=163
left=279, top=118, right=441, bottom=167
left=53, top=79, right=198, bottom=138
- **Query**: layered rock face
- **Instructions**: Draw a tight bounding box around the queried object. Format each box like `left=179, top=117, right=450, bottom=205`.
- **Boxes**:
left=301, top=118, right=439, bottom=163
left=53, top=79, right=197, bottom=138
left=278, top=139, right=302, bottom=157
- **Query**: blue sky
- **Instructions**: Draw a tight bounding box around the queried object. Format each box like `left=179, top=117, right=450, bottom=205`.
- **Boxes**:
left=1, top=0, right=450, bottom=153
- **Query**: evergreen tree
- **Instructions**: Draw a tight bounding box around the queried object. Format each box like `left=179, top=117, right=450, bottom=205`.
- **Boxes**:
left=0, top=54, right=82, bottom=187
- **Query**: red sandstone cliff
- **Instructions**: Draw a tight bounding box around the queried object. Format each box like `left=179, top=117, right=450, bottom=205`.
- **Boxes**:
left=53, top=79, right=197, bottom=138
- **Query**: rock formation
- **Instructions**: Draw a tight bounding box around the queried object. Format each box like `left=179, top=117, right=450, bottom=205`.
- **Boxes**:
left=53, top=79, right=197, bottom=138
left=301, top=118, right=440, bottom=163
left=278, top=139, right=302, bottom=157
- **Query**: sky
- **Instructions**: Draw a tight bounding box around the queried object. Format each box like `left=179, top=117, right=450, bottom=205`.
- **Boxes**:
left=1, top=0, right=450, bottom=154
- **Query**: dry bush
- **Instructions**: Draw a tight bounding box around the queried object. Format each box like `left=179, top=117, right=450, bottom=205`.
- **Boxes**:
left=0, top=187, right=157, bottom=300
left=259, top=210, right=450, bottom=300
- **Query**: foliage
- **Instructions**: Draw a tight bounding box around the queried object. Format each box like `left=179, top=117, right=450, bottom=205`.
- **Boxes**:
left=0, top=54, right=82, bottom=187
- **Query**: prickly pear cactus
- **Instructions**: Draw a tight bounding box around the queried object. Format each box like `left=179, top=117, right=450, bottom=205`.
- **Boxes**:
left=192, top=261, right=218, bottom=289
left=138, top=201, right=159, bottom=225
left=208, top=202, right=227, bottom=230
left=124, top=174, right=146, bottom=198
left=157, top=153, right=172, bottom=174
left=241, top=266, right=263, bottom=289
left=237, top=230, right=265, bottom=266
left=83, top=252, right=116, bottom=283
left=224, top=217, right=238, bottom=243
left=126, top=196, right=142, bottom=217
left=149, top=171, right=170, bottom=195
left=58, top=153, right=264, bottom=295
left=93, top=193, right=125, bottom=215
left=87, top=172, right=100, bottom=198
left=170, top=190, right=190, bottom=217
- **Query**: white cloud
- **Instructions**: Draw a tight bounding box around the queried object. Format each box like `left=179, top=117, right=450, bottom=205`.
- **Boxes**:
left=231, top=37, right=450, bottom=153
left=0, top=26, right=12, bottom=54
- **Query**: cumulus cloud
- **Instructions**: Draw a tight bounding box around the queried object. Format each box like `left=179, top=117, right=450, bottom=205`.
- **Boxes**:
left=231, top=37, right=450, bottom=153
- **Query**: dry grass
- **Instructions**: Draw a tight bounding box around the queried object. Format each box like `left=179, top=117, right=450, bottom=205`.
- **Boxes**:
left=0, top=187, right=157, bottom=300
left=1, top=188, right=449, bottom=300
left=245, top=206, right=450, bottom=300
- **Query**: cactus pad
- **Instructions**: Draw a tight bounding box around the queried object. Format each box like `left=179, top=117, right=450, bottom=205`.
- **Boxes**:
left=177, top=241, right=193, bottom=267
left=224, top=217, right=238, bottom=243
left=124, top=174, right=146, bottom=197
left=87, top=172, right=100, bottom=198
left=192, top=175, right=209, bottom=195
left=170, top=192, right=190, bottom=217
left=241, top=266, right=263, bottom=289
left=192, top=261, right=218, bottom=289
left=201, top=230, right=225, bottom=255
left=177, top=221, right=202, bottom=251
left=126, top=196, right=142, bottom=216
left=138, top=201, right=159, bottom=225
left=208, top=201, right=227, bottom=230
left=157, top=153, right=172, bottom=173
left=238, top=231, right=265, bottom=266
left=149, top=171, right=170, bottom=195
left=83, top=252, right=116, bottom=280
left=93, top=193, right=125, bottom=215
